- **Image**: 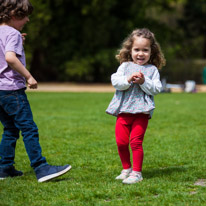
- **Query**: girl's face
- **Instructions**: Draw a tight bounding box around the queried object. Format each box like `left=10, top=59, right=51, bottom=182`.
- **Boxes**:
left=130, top=36, right=151, bottom=65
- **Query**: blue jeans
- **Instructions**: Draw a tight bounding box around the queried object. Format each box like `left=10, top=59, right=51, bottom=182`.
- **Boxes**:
left=0, top=88, right=47, bottom=169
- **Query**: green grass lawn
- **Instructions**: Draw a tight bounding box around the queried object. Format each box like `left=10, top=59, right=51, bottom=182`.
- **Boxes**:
left=0, top=92, right=206, bottom=206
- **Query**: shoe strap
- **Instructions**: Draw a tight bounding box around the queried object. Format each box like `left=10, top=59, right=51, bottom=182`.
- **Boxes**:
left=130, top=171, right=142, bottom=177
left=121, top=169, right=131, bottom=174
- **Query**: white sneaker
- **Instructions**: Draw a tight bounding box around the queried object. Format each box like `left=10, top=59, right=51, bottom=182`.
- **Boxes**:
left=115, top=168, right=132, bottom=180
left=122, top=171, right=143, bottom=184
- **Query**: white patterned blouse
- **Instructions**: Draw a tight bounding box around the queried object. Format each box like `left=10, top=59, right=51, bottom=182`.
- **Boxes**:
left=106, top=62, right=162, bottom=118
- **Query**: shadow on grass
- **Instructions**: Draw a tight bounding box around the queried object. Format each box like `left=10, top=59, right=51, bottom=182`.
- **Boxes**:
left=144, top=165, right=189, bottom=179
left=51, top=177, right=73, bottom=182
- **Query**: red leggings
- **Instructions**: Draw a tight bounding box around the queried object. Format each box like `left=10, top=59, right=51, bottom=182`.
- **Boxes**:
left=115, top=113, right=149, bottom=172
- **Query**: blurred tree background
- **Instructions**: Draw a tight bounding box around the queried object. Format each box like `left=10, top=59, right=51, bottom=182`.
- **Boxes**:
left=24, top=0, right=206, bottom=83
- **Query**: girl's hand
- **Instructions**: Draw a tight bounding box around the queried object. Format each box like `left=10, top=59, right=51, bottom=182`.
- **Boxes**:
left=21, top=33, right=27, bottom=44
left=127, top=72, right=140, bottom=83
left=127, top=72, right=145, bottom=85
left=133, top=72, right=145, bottom=85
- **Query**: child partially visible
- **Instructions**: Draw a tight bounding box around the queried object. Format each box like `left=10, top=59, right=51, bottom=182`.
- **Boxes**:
left=106, top=28, right=166, bottom=184
left=0, top=0, right=71, bottom=182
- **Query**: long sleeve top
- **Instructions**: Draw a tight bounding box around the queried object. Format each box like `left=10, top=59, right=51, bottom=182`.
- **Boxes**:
left=106, top=62, right=162, bottom=118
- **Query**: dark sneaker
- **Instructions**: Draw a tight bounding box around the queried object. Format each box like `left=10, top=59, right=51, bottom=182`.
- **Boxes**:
left=0, top=166, right=23, bottom=180
left=35, top=164, right=71, bottom=183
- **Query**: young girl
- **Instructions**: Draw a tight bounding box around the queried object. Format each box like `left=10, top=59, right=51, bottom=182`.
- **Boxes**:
left=106, top=28, right=166, bottom=184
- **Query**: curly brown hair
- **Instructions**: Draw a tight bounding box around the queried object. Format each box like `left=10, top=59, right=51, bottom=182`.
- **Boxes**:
left=116, top=28, right=166, bottom=69
left=0, top=0, right=33, bottom=23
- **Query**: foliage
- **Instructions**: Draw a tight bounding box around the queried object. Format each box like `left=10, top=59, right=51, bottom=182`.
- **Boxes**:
left=160, top=59, right=206, bottom=84
left=23, top=0, right=206, bottom=83
left=0, top=92, right=206, bottom=205
left=178, top=0, right=206, bottom=58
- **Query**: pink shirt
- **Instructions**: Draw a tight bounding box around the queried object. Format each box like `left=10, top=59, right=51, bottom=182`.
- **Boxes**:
left=0, top=25, right=26, bottom=90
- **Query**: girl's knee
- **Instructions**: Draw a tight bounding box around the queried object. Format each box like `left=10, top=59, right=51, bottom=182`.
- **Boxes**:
left=116, top=140, right=129, bottom=148
left=130, top=141, right=143, bottom=151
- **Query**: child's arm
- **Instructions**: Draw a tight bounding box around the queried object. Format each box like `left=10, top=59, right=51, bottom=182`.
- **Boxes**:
left=5, top=51, right=37, bottom=89
left=111, top=63, right=131, bottom=90
left=139, top=69, right=162, bottom=95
